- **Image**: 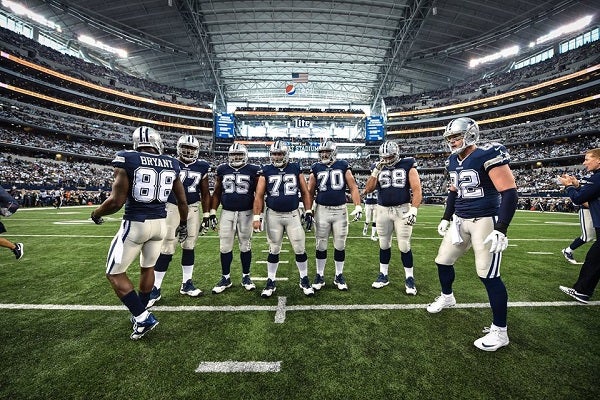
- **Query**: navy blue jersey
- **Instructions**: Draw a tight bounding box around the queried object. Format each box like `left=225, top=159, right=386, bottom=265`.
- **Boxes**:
left=364, top=190, right=378, bottom=205
left=566, top=169, right=600, bottom=227
left=376, top=157, right=417, bottom=206
left=262, top=162, right=303, bottom=212
left=310, top=159, right=352, bottom=206
left=167, top=159, right=211, bottom=205
left=446, top=143, right=510, bottom=219
left=217, top=163, right=262, bottom=211
left=112, top=150, right=180, bottom=221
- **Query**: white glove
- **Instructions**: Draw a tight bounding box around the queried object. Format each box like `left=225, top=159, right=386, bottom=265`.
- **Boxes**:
left=402, top=206, right=418, bottom=226
left=350, top=205, right=363, bottom=222
left=437, top=219, right=449, bottom=237
left=483, top=230, right=508, bottom=254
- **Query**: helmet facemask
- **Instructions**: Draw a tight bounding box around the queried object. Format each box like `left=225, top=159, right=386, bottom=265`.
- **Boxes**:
left=228, top=143, right=248, bottom=168
left=177, top=135, right=199, bottom=163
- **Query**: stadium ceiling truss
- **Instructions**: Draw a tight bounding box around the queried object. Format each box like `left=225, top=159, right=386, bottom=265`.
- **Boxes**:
left=16, top=0, right=599, bottom=110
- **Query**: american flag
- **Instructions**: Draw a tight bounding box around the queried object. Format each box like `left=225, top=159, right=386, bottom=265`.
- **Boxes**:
left=292, top=72, right=308, bottom=83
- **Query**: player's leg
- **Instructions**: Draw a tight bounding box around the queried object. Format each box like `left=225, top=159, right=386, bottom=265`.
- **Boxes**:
left=237, top=210, right=256, bottom=290
left=372, top=206, right=393, bottom=288
left=427, top=218, right=470, bottom=313
left=213, top=209, right=235, bottom=293
left=287, top=210, right=313, bottom=296
left=262, top=209, right=284, bottom=297
left=313, top=205, right=332, bottom=290
left=395, top=206, right=416, bottom=295
left=471, top=217, right=509, bottom=351
left=331, top=207, right=349, bottom=290
left=179, top=202, right=202, bottom=297
left=148, top=202, right=179, bottom=306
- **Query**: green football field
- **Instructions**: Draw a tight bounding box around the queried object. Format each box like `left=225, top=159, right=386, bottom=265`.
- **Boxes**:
left=0, top=205, right=598, bottom=400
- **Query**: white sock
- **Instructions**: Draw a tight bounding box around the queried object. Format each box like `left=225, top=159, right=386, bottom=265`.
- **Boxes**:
left=379, top=263, right=389, bottom=276
left=404, top=267, right=414, bottom=279
left=267, top=262, right=278, bottom=280
left=334, top=261, right=344, bottom=276
left=316, top=258, right=326, bottom=275
left=182, top=265, right=194, bottom=282
left=154, top=271, right=166, bottom=289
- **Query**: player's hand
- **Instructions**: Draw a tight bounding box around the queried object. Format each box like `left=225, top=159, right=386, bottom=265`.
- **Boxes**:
left=350, top=205, right=363, bottom=222
left=375, top=160, right=386, bottom=171
left=0, top=201, right=18, bottom=217
left=437, top=219, right=449, bottom=236
left=253, top=215, right=262, bottom=233
left=209, top=209, right=218, bottom=230
left=90, top=211, right=104, bottom=225
left=175, top=222, right=188, bottom=243
left=199, top=217, right=210, bottom=235
left=402, top=206, right=418, bottom=226
left=304, top=210, right=313, bottom=231
left=483, top=230, right=508, bottom=253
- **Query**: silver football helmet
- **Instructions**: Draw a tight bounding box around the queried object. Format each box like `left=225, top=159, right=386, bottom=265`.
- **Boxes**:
left=228, top=142, right=248, bottom=168
left=443, top=117, right=479, bottom=154
left=177, top=135, right=200, bottom=163
left=378, top=141, right=400, bottom=166
left=133, top=126, right=163, bottom=154
left=318, top=140, right=337, bottom=165
left=270, top=140, right=289, bottom=168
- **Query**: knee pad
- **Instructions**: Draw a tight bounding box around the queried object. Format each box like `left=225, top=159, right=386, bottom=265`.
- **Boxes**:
left=397, top=238, right=411, bottom=253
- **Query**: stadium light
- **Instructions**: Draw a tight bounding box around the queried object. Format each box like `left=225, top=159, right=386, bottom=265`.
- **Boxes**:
left=534, top=15, right=593, bottom=45
left=78, top=35, right=127, bottom=58
left=1, top=0, right=61, bottom=32
left=469, top=46, right=520, bottom=68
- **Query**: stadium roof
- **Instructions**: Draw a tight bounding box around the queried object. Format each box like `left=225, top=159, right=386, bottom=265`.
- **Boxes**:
left=12, top=0, right=599, bottom=109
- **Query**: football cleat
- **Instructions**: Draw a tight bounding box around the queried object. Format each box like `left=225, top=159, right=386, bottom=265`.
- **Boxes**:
left=362, top=227, right=368, bottom=236
left=473, top=325, right=509, bottom=351
left=180, top=279, right=203, bottom=297
left=371, top=236, right=378, bottom=242
left=261, top=278, right=277, bottom=298
left=561, top=249, right=578, bottom=264
left=146, top=286, right=161, bottom=308
left=426, top=293, right=456, bottom=313
left=212, top=276, right=233, bottom=294
left=299, top=276, right=315, bottom=296
left=241, top=275, right=256, bottom=291
left=312, top=274, right=326, bottom=291
left=12, top=243, right=23, bottom=260
left=559, top=285, right=589, bottom=304
left=371, top=273, right=389, bottom=289
left=405, top=277, right=417, bottom=295
left=130, top=313, right=159, bottom=340
left=334, top=274, right=348, bottom=291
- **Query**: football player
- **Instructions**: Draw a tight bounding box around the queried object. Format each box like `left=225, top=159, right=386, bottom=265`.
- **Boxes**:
left=147, top=134, right=211, bottom=307
left=561, top=195, right=594, bottom=264
left=363, top=140, right=422, bottom=295
left=427, top=117, right=518, bottom=352
left=252, top=140, right=314, bottom=297
left=307, top=140, right=362, bottom=291
left=0, top=185, right=23, bottom=260
left=91, top=126, right=188, bottom=340
left=363, top=188, right=378, bottom=241
left=211, top=143, right=262, bottom=294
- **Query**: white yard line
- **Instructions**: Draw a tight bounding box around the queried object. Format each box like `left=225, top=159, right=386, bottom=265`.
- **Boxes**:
left=195, top=361, right=281, bottom=373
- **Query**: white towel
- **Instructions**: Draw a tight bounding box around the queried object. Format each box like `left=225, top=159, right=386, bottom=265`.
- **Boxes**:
left=451, top=215, right=464, bottom=245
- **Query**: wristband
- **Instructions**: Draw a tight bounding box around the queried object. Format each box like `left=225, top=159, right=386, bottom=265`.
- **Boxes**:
left=203, top=212, right=210, bottom=218
left=371, top=168, right=380, bottom=178
left=253, top=215, right=261, bottom=222
left=209, top=209, right=217, bottom=216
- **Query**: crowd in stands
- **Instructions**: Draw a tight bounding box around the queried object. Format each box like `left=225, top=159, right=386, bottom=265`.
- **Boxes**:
left=0, top=27, right=213, bottom=105
left=384, top=40, right=599, bottom=110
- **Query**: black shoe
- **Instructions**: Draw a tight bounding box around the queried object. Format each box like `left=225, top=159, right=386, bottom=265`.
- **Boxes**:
left=13, top=243, right=23, bottom=260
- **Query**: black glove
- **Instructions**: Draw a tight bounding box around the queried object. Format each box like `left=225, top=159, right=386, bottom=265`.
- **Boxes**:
left=91, top=211, right=104, bottom=225
left=175, top=222, right=188, bottom=243
left=304, top=210, right=313, bottom=231
left=200, top=217, right=210, bottom=236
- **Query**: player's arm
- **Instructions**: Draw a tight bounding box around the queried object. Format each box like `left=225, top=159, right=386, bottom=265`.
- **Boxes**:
left=298, top=173, right=312, bottom=212
left=91, top=167, right=129, bottom=221
left=489, top=164, right=518, bottom=234
left=210, top=175, right=223, bottom=211
left=306, top=173, right=317, bottom=210
left=408, top=168, right=423, bottom=209
left=200, top=173, right=211, bottom=213
left=362, top=174, right=378, bottom=196
left=172, top=178, right=189, bottom=222
left=252, top=176, right=266, bottom=230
